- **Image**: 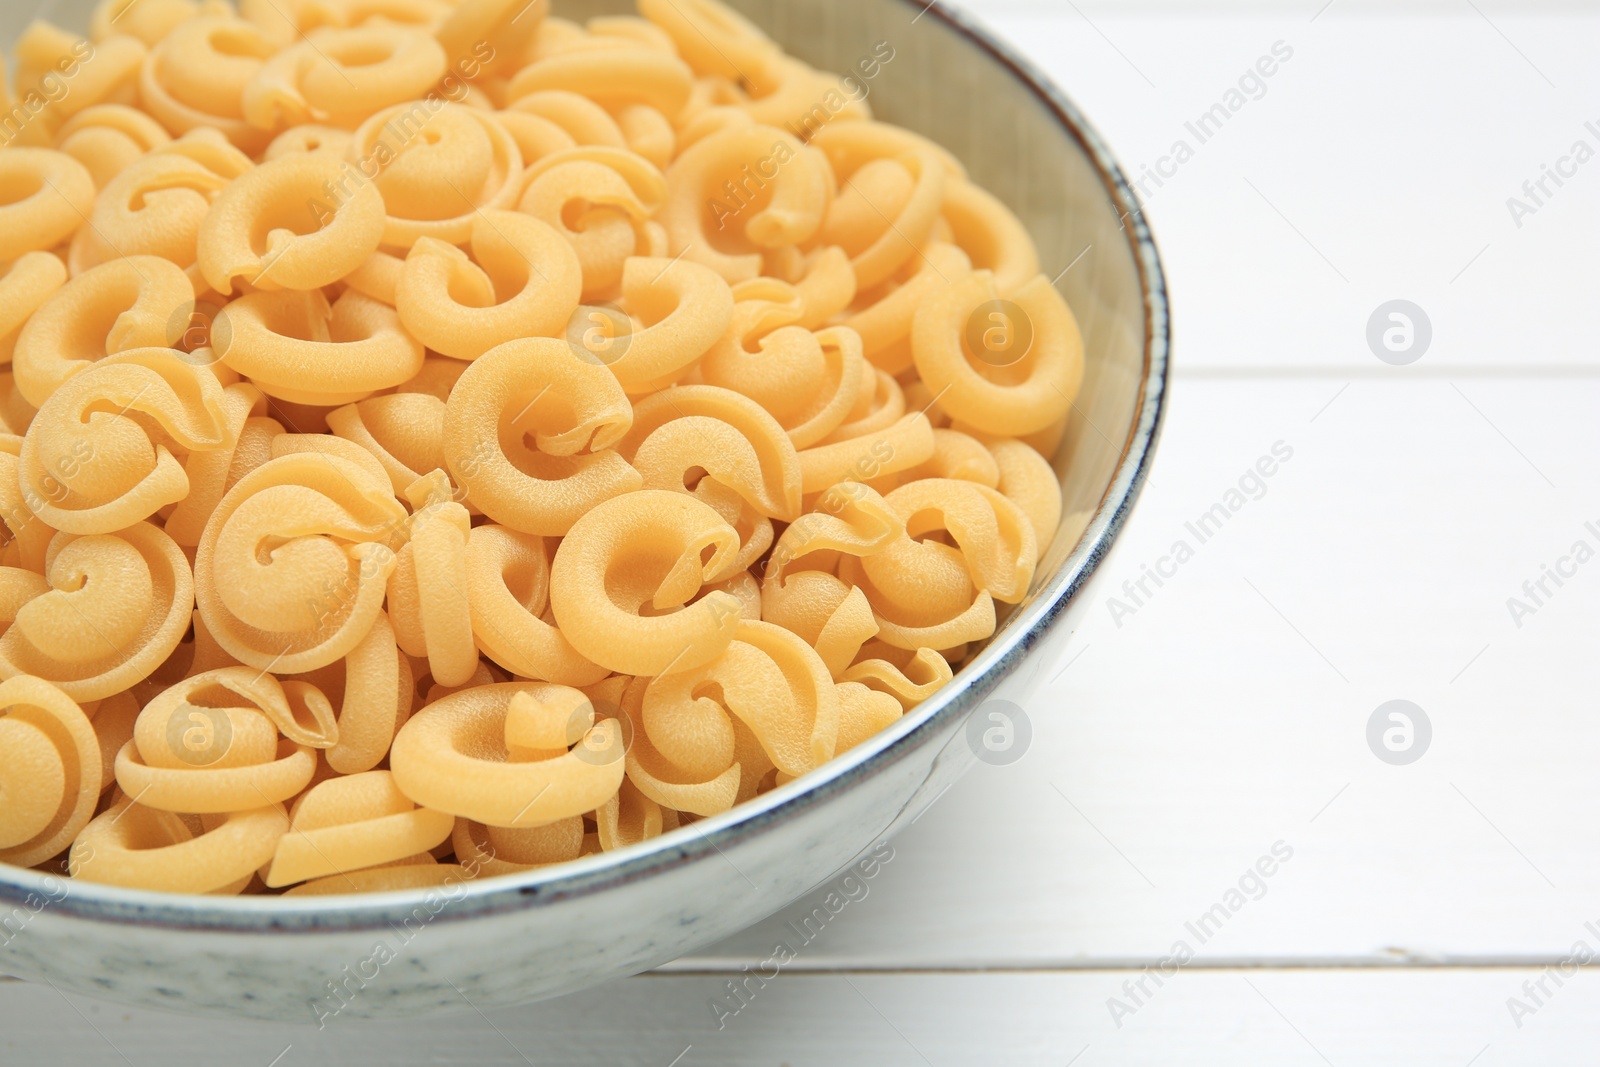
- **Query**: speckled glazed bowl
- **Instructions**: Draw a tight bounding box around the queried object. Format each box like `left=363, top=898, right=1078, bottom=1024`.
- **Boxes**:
left=0, top=0, right=1169, bottom=1021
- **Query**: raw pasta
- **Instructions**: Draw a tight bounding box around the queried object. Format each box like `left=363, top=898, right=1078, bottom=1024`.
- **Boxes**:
left=0, top=0, right=1083, bottom=896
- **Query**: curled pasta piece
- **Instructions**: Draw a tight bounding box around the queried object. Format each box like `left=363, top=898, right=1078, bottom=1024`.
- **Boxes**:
left=194, top=453, right=408, bottom=673
left=443, top=337, right=640, bottom=536
left=621, top=385, right=802, bottom=521
left=0, top=523, right=194, bottom=702
left=603, top=256, right=734, bottom=394
left=765, top=481, right=901, bottom=582
left=54, top=104, right=172, bottom=189
left=386, top=499, right=479, bottom=688
left=20, top=349, right=234, bottom=535
left=116, top=673, right=323, bottom=813
left=197, top=153, right=386, bottom=294
left=842, top=645, right=953, bottom=711
left=812, top=121, right=953, bottom=291
left=987, top=438, right=1063, bottom=550
left=0, top=676, right=101, bottom=868
left=660, top=124, right=830, bottom=283
left=69, top=795, right=287, bottom=894
left=643, top=619, right=838, bottom=781
left=349, top=101, right=523, bottom=248
left=214, top=288, right=425, bottom=405
left=550, top=490, right=744, bottom=676
left=286, top=610, right=411, bottom=774
left=517, top=147, right=665, bottom=298
left=740, top=55, right=871, bottom=134
left=912, top=271, right=1084, bottom=436
left=0, top=253, right=67, bottom=367
left=619, top=672, right=740, bottom=815
left=0, top=149, right=94, bottom=262
left=396, top=210, right=583, bottom=360
left=139, top=17, right=278, bottom=152
left=463, top=524, right=608, bottom=686
left=594, top=776, right=670, bottom=851
left=700, top=315, right=867, bottom=449
left=266, top=770, right=453, bottom=886
left=389, top=682, right=626, bottom=827
left=796, top=412, right=935, bottom=495
left=508, top=48, right=693, bottom=118
left=942, top=178, right=1041, bottom=294
left=79, top=138, right=252, bottom=281
left=11, top=256, right=194, bottom=408
left=244, top=25, right=448, bottom=132
left=891, top=477, right=1036, bottom=600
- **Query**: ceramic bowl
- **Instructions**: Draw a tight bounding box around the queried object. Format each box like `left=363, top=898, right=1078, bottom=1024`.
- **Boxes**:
left=0, top=0, right=1170, bottom=1021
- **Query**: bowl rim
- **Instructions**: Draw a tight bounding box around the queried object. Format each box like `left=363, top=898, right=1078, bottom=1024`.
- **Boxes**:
left=0, top=0, right=1171, bottom=934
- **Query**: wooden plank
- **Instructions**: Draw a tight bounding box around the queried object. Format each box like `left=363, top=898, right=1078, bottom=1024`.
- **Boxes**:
left=3, top=967, right=1599, bottom=1066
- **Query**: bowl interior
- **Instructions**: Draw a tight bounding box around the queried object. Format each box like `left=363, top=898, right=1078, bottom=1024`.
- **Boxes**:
left=0, top=0, right=1164, bottom=921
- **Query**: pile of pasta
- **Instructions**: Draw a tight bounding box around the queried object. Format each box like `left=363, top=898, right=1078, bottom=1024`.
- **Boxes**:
left=0, top=0, right=1083, bottom=896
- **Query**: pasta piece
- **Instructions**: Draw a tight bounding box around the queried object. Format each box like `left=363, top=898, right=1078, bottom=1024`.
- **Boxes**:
left=389, top=683, right=626, bottom=827
left=194, top=453, right=408, bottom=673
left=659, top=124, right=829, bottom=283
left=442, top=337, right=640, bottom=535
left=197, top=152, right=387, bottom=294
left=385, top=499, right=479, bottom=688
left=517, top=147, right=665, bottom=298
left=602, top=256, right=734, bottom=394
left=0, top=676, right=102, bottom=869
left=549, top=490, right=743, bottom=677
left=463, top=524, right=608, bottom=686
left=620, top=385, right=802, bottom=521
left=266, top=770, right=454, bottom=886
left=70, top=795, right=288, bottom=894
left=213, top=288, right=425, bottom=405
left=0, top=149, right=94, bottom=262
left=395, top=209, right=583, bottom=360
left=19, top=348, right=235, bottom=535
left=0, top=253, right=68, bottom=368
left=911, top=271, right=1084, bottom=436
left=348, top=100, right=523, bottom=248
left=244, top=25, right=449, bottom=132
left=10, top=256, right=194, bottom=408
left=138, top=17, right=278, bottom=153
left=812, top=121, right=951, bottom=290
left=0, top=523, right=194, bottom=702
left=54, top=104, right=172, bottom=189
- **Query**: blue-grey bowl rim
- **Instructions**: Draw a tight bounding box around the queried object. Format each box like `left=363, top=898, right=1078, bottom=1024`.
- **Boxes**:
left=0, top=0, right=1171, bottom=934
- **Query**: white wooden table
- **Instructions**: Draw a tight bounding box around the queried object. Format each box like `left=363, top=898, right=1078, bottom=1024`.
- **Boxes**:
left=7, top=1, right=1600, bottom=1062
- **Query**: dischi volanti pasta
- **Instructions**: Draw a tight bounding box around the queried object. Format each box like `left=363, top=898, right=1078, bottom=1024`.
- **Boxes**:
left=0, top=0, right=1083, bottom=895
